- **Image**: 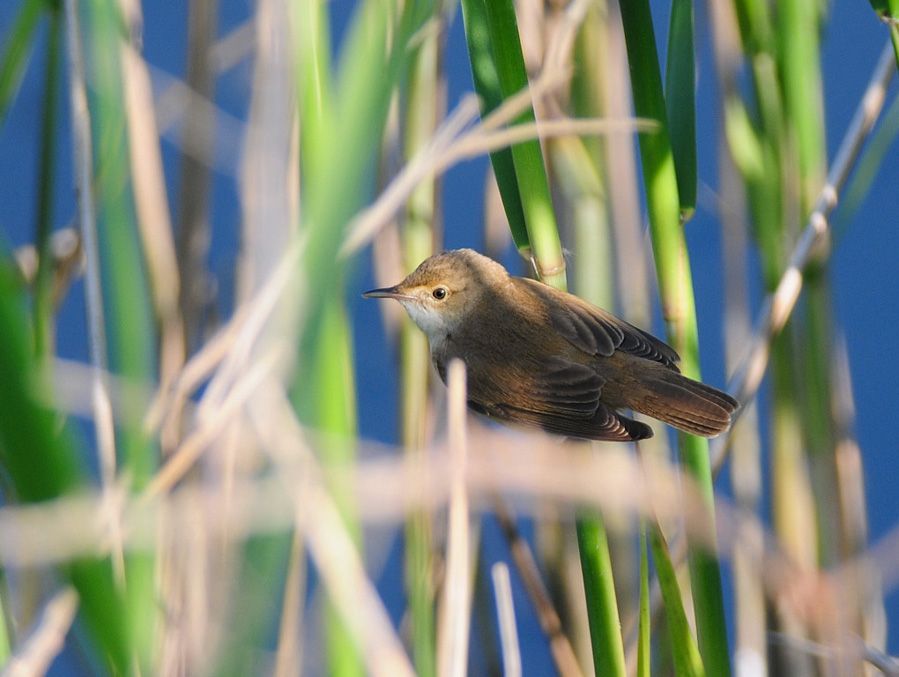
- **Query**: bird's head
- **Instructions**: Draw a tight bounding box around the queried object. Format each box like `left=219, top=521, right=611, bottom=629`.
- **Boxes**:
left=363, top=249, right=508, bottom=340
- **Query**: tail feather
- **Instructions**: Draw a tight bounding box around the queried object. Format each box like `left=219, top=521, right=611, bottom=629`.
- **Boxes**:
left=634, top=370, right=738, bottom=438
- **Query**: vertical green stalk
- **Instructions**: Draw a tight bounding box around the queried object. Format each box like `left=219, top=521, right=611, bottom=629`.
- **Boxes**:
left=33, top=6, right=62, bottom=361
left=727, top=4, right=826, bottom=669
left=778, top=0, right=825, bottom=207
left=461, top=0, right=565, bottom=286
left=780, top=0, right=840, bottom=570
left=550, top=132, right=627, bottom=677
left=400, top=11, right=444, bottom=675
left=482, top=0, right=564, bottom=287
left=462, top=4, right=635, bottom=673
left=83, top=0, right=158, bottom=668
left=618, top=2, right=730, bottom=675
left=314, top=300, right=363, bottom=677
left=576, top=518, right=626, bottom=676
left=292, top=1, right=433, bottom=672
left=636, top=527, right=650, bottom=677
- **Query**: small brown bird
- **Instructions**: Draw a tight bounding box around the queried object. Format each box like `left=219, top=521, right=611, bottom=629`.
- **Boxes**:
left=364, top=249, right=737, bottom=441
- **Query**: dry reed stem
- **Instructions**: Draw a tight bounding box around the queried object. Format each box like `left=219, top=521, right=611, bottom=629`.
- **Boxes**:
left=237, top=0, right=294, bottom=301
left=712, top=41, right=897, bottom=473
left=62, top=0, right=125, bottom=585
left=143, top=345, right=284, bottom=499
left=437, top=360, right=472, bottom=677
left=119, top=30, right=185, bottom=398
left=210, top=18, right=253, bottom=72
left=491, top=562, right=522, bottom=677
left=831, top=336, right=887, bottom=652
left=342, top=95, right=653, bottom=257
left=143, top=305, right=247, bottom=433
left=1, top=588, right=79, bottom=677
left=153, top=63, right=244, bottom=173
left=3, top=414, right=899, bottom=651
left=707, top=1, right=768, bottom=672
left=602, top=0, right=653, bottom=326
left=144, top=236, right=301, bottom=474
left=250, top=384, right=415, bottom=677
left=492, top=498, right=585, bottom=677
left=273, top=533, right=306, bottom=677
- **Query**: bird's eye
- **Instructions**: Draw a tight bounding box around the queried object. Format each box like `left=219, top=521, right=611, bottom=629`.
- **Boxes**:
left=432, top=287, right=448, bottom=300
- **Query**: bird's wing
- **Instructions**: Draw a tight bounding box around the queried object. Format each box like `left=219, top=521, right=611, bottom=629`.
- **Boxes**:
left=466, top=355, right=652, bottom=441
left=516, top=277, right=680, bottom=369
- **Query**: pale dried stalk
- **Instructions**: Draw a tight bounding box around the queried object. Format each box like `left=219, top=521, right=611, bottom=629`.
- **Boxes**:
left=143, top=234, right=301, bottom=491
left=143, top=345, right=284, bottom=499
left=492, top=499, right=584, bottom=677
left=153, top=63, right=244, bottom=173
left=341, top=97, right=651, bottom=257
left=119, top=32, right=185, bottom=396
left=273, top=533, right=306, bottom=677
left=237, top=0, right=294, bottom=301
left=5, top=418, right=899, bottom=639
left=249, top=384, right=415, bottom=677
left=707, top=0, right=767, bottom=673
left=437, top=360, right=472, bottom=677
left=1, top=588, right=79, bottom=677
left=62, top=0, right=125, bottom=584
left=831, top=336, right=886, bottom=655
left=491, top=562, right=522, bottom=677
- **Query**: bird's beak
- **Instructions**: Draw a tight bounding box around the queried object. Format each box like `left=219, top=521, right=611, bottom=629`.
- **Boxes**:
left=362, top=285, right=413, bottom=301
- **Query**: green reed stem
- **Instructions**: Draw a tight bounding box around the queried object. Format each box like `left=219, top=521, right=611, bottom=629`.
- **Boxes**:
left=619, top=2, right=730, bottom=674
left=33, top=6, right=61, bottom=361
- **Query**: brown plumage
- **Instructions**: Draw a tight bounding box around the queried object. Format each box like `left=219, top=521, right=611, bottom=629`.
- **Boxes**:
left=364, top=249, right=738, bottom=441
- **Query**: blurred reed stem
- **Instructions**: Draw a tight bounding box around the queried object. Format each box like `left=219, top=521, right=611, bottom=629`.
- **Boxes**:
left=550, top=130, right=626, bottom=677
left=400, top=8, right=446, bottom=675
left=569, top=11, right=646, bottom=650
left=709, top=0, right=767, bottom=669
left=462, top=4, right=644, bottom=672
left=482, top=0, right=564, bottom=287
left=33, top=4, right=62, bottom=362
left=618, top=2, right=730, bottom=674
left=0, top=260, right=127, bottom=669
left=177, top=0, right=218, bottom=354
left=636, top=527, right=650, bottom=677
left=84, top=0, right=159, bottom=667
left=292, top=1, right=434, bottom=671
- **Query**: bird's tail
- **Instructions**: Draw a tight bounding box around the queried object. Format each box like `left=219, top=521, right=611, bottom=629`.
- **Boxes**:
left=632, top=369, right=738, bottom=438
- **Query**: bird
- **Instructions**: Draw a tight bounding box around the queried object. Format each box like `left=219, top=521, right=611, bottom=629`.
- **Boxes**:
left=364, top=248, right=738, bottom=441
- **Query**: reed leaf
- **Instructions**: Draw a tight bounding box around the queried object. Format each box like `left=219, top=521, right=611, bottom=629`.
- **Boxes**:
left=665, top=0, right=697, bottom=219
left=0, top=0, right=44, bottom=122
left=0, top=257, right=128, bottom=671
left=460, top=0, right=529, bottom=252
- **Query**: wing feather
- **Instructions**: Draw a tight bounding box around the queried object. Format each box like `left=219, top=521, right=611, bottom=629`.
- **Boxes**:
left=516, top=278, right=680, bottom=368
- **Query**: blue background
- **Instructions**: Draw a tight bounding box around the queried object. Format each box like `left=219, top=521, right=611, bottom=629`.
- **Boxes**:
left=2, top=0, right=898, bottom=673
